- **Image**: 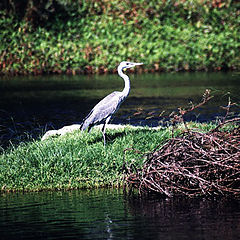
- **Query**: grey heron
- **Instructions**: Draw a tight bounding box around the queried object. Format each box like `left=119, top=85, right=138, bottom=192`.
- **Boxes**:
left=80, top=61, right=143, bottom=145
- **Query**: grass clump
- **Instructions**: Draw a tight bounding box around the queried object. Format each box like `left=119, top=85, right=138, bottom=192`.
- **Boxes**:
left=0, top=126, right=175, bottom=192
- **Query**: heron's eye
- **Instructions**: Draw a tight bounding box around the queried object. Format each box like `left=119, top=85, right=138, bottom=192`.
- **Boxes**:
left=126, top=63, right=129, bottom=65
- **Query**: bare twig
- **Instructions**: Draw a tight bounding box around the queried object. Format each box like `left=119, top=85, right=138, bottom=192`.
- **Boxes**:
left=124, top=90, right=240, bottom=198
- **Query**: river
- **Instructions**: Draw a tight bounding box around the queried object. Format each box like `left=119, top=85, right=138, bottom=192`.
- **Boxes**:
left=0, top=189, right=240, bottom=240
left=0, top=72, right=239, bottom=148
left=0, top=72, right=240, bottom=239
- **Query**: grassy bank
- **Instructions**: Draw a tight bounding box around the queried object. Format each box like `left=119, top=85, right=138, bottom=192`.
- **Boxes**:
left=0, top=1, right=240, bottom=75
left=0, top=123, right=218, bottom=192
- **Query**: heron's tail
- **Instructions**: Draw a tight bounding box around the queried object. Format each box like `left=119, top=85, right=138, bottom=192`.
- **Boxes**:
left=80, top=120, right=90, bottom=131
left=80, top=110, right=94, bottom=131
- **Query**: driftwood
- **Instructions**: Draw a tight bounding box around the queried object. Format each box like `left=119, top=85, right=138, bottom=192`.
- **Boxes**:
left=124, top=90, right=240, bottom=198
left=41, top=124, right=158, bottom=141
left=41, top=124, right=81, bottom=141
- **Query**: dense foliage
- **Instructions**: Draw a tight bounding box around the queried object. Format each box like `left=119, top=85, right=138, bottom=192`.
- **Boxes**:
left=0, top=0, right=240, bottom=75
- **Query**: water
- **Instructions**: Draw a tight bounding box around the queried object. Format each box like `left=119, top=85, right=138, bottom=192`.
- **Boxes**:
left=0, top=73, right=240, bottom=239
left=0, top=189, right=239, bottom=240
left=0, top=72, right=239, bottom=148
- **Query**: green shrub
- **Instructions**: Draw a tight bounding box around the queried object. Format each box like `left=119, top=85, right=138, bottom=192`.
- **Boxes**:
left=0, top=1, right=240, bottom=75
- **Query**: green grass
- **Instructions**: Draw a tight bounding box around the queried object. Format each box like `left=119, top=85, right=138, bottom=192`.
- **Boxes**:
left=0, top=123, right=222, bottom=192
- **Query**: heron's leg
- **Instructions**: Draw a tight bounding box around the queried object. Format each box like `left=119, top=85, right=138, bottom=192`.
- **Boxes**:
left=102, top=116, right=111, bottom=146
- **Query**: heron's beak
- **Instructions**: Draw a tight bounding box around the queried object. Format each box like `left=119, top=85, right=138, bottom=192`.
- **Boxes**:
left=133, top=62, right=143, bottom=66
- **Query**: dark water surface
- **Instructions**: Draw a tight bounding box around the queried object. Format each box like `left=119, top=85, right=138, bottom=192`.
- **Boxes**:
left=0, top=72, right=239, bottom=147
left=0, top=73, right=240, bottom=239
left=0, top=189, right=239, bottom=240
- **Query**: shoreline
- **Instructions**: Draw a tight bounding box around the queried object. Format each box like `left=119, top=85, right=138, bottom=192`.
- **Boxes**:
left=1, top=122, right=239, bottom=196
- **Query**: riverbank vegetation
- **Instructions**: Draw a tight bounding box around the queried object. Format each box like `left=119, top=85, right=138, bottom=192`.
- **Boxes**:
left=0, top=121, right=239, bottom=196
left=0, top=125, right=173, bottom=192
left=0, top=123, right=215, bottom=192
left=1, top=0, right=240, bottom=75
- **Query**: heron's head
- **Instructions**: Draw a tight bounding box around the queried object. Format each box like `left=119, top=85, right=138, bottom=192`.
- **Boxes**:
left=119, top=61, right=143, bottom=72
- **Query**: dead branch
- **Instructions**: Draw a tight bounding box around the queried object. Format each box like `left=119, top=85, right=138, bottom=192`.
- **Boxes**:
left=124, top=90, right=240, bottom=198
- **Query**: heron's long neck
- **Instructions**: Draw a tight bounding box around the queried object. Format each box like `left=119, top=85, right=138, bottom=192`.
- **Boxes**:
left=117, top=66, right=130, bottom=100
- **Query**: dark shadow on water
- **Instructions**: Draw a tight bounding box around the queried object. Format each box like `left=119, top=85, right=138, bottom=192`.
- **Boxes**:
left=124, top=195, right=240, bottom=240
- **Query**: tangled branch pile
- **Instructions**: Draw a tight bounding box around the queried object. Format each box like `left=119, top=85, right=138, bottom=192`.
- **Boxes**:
left=125, top=89, right=240, bottom=198
left=125, top=123, right=240, bottom=198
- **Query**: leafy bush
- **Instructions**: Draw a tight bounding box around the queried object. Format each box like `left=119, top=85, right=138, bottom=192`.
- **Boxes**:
left=0, top=0, right=240, bottom=75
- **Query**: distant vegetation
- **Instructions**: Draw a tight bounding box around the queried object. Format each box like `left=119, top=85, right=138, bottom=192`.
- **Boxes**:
left=0, top=0, right=240, bottom=75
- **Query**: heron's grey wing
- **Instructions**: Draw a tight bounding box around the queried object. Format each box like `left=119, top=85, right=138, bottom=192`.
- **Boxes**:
left=91, top=91, right=122, bottom=122
left=80, top=91, right=122, bottom=130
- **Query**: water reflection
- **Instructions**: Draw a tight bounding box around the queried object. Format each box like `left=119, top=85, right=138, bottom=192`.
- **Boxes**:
left=127, top=196, right=240, bottom=240
left=0, top=72, right=239, bottom=148
left=0, top=190, right=239, bottom=239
